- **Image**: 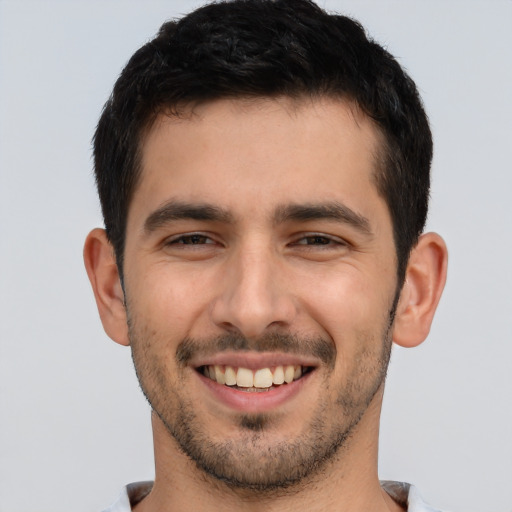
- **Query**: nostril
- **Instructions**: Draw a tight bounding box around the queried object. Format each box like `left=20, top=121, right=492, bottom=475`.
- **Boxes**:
left=209, top=268, right=297, bottom=339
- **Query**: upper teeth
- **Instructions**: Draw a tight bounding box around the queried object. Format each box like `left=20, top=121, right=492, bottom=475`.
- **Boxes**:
left=204, top=365, right=303, bottom=388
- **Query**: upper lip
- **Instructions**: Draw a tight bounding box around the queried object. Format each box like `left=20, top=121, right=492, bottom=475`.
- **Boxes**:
left=191, top=351, right=320, bottom=370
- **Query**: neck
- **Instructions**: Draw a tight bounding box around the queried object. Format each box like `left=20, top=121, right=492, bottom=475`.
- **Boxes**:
left=134, top=391, right=403, bottom=512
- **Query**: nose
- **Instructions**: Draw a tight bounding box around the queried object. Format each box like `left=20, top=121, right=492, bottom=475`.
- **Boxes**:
left=210, top=243, right=297, bottom=339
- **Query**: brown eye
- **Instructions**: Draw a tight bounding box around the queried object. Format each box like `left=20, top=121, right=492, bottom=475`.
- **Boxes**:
left=296, top=234, right=336, bottom=246
left=291, top=233, right=349, bottom=252
left=181, top=235, right=208, bottom=244
left=168, top=234, right=214, bottom=245
left=162, top=232, right=221, bottom=261
left=303, top=236, right=330, bottom=245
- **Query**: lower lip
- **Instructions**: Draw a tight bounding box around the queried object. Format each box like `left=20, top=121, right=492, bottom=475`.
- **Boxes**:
left=197, top=370, right=313, bottom=413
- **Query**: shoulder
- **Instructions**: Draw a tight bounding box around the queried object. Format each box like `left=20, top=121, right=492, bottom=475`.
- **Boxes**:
left=381, top=481, right=449, bottom=512
left=101, top=482, right=153, bottom=512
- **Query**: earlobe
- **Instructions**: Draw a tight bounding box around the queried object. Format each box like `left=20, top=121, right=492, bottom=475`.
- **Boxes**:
left=83, top=228, right=130, bottom=346
left=393, top=232, right=448, bottom=348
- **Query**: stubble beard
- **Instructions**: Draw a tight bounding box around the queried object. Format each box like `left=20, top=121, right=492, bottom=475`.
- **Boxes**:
left=128, top=314, right=394, bottom=494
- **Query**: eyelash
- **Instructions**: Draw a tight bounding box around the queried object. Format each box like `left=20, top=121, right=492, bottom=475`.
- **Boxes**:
left=291, top=233, right=348, bottom=251
left=165, top=232, right=347, bottom=249
left=165, top=233, right=216, bottom=246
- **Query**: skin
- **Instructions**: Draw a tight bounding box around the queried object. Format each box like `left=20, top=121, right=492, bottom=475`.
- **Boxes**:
left=84, top=97, right=447, bottom=512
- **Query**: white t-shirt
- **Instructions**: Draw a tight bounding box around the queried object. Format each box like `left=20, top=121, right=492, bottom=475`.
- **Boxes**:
left=101, top=480, right=446, bottom=511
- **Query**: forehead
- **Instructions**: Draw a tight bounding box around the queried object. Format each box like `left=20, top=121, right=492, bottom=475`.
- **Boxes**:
left=131, top=97, right=386, bottom=224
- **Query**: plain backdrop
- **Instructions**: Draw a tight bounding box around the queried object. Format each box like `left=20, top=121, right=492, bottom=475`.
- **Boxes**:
left=1, top=1, right=511, bottom=511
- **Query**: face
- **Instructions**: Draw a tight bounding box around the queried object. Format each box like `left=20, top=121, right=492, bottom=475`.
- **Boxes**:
left=122, top=97, right=399, bottom=490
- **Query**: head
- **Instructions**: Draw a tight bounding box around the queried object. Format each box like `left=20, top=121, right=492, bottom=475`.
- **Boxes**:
left=93, top=0, right=432, bottom=285
left=85, top=0, right=447, bottom=496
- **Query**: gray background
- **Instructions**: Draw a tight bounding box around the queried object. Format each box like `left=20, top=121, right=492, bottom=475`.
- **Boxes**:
left=1, top=1, right=511, bottom=511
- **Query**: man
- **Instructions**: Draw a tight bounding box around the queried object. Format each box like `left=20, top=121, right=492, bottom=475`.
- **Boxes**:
left=84, top=0, right=448, bottom=510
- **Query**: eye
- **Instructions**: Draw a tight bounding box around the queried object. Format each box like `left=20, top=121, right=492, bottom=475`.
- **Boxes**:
left=296, top=235, right=333, bottom=245
left=287, top=232, right=350, bottom=261
left=293, top=233, right=347, bottom=247
left=162, top=232, right=221, bottom=260
left=168, top=234, right=215, bottom=245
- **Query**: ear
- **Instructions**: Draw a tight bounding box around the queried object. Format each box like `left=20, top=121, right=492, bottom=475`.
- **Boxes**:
left=392, top=232, right=448, bottom=348
left=83, top=228, right=130, bottom=346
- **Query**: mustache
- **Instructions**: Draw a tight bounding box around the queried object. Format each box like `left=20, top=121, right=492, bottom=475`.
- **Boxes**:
left=176, top=332, right=336, bottom=368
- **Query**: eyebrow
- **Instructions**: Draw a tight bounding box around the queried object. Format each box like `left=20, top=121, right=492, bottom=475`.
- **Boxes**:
left=143, top=199, right=372, bottom=236
left=144, top=200, right=234, bottom=233
left=273, top=202, right=372, bottom=234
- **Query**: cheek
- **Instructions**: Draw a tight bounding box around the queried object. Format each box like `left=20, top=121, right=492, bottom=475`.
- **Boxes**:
left=297, top=265, right=395, bottom=353
left=301, top=266, right=387, bottom=321
left=126, top=262, right=215, bottom=335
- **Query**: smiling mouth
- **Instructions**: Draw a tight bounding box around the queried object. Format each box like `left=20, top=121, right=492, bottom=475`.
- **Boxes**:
left=198, top=365, right=313, bottom=392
